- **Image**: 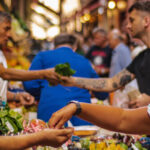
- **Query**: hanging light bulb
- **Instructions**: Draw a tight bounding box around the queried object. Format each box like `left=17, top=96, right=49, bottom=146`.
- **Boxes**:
left=108, top=0, right=116, bottom=10
left=117, top=0, right=127, bottom=11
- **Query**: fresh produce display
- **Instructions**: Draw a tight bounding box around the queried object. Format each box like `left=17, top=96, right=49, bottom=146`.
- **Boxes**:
left=68, top=133, right=148, bottom=150
left=55, top=63, right=76, bottom=76
left=23, top=119, right=48, bottom=133
left=0, top=104, right=23, bottom=134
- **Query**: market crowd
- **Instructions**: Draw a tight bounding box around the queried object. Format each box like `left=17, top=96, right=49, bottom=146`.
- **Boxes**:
left=0, top=1, right=150, bottom=149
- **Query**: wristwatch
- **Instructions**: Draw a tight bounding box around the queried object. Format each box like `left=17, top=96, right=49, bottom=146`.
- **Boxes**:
left=68, top=100, right=81, bottom=116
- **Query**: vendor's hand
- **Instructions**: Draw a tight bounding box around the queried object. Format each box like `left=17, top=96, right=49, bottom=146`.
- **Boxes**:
left=40, top=128, right=73, bottom=147
left=44, top=68, right=61, bottom=86
left=49, top=103, right=77, bottom=129
left=16, top=92, right=35, bottom=106
left=129, top=93, right=150, bottom=108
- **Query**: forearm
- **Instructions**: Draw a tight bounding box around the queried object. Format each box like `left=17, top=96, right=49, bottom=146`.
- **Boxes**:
left=78, top=103, right=150, bottom=134
left=1, top=68, right=46, bottom=81
left=72, top=77, right=115, bottom=92
left=0, top=132, right=43, bottom=150
left=71, top=69, right=134, bottom=92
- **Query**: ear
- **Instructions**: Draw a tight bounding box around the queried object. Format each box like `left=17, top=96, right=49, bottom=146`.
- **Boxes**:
left=144, top=16, right=150, bottom=28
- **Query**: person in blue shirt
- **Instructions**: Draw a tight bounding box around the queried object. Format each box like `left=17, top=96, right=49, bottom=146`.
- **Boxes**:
left=108, top=29, right=132, bottom=77
left=23, top=34, right=108, bottom=126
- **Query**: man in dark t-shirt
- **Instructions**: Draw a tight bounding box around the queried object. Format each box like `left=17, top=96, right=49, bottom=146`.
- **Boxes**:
left=86, top=28, right=112, bottom=77
left=127, top=49, right=150, bottom=95
left=57, top=1, right=150, bottom=108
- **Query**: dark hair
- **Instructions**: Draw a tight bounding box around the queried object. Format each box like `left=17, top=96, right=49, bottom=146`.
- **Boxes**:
left=54, top=34, right=77, bottom=48
left=128, top=1, right=150, bottom=13
left=92, top=27, right=107, bottom=36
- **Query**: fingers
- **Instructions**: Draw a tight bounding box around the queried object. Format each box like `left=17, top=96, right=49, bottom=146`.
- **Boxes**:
left=57, top=128, right=74, bottom=136
left=49, top=113, right=62, bottom=128
left=55, top=118, right=67, bottom=129
left=19, top=92, right=35, bottom=106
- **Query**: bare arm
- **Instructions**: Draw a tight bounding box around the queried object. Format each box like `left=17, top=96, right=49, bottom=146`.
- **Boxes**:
left=0, top=128, right=73, bottom=150
left=49, top=103, right=150, bottom=135
left=0, top=64, right=58, bottom=82
left=78, top=103, right=150, bottom=134
left=69, top=69, right=135, bottom=92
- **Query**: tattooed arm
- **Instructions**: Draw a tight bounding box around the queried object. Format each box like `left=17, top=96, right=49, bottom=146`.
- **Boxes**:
left=64, top=69, right=135, bottom=92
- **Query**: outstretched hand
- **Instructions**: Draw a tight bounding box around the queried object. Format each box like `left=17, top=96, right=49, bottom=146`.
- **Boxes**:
left=49, top=104, right=76, bottom=129
left=40, top=128, right=74, bottom=147
left=44, top=68, right=61, bottom=86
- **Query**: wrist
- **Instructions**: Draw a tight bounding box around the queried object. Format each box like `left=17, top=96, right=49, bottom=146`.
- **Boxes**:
left=68, top=101, right=81, bottom=116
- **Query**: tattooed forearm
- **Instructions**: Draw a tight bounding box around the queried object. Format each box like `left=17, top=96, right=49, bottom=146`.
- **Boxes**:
left=112, top=69, right=134, bottom=89
left=112, top=82, right=118, bottom=89
left=119, top=75, right=132, bottom=86
left=75, top=78, right=108, bottom=91
left=73, top=69, right=134, bottom=92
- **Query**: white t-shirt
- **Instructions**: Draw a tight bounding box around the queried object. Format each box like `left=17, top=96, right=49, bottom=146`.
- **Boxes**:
left=0, top=50, right=8, bottom=102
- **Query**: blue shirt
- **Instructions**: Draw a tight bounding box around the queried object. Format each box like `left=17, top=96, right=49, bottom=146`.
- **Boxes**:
left=109, top=43, right=132, bottom=77
left=23, top=47, right=108, bottom=125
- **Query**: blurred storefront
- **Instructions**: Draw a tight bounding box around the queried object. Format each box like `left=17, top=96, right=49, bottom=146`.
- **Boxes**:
left=0, top=0, right=131, bottom=40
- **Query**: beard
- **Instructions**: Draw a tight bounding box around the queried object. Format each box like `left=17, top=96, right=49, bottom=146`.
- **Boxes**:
left=131, top=28, right=144, bottom=39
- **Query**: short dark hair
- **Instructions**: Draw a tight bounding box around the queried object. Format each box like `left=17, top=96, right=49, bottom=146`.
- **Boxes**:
left=54, top=34, right=77, bottom=48
left=128, top=1, right=150, bottom=13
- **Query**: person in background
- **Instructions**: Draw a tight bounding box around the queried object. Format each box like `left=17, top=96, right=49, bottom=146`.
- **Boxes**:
left=48, top=1, right=150, bottom=133
left=86, top=28, right=112, bottom=77
left=23, top=34, right=108, bottom=126
left=108, top=29, right=132, bottom=107
left=108, top=29, right=131, bottom=77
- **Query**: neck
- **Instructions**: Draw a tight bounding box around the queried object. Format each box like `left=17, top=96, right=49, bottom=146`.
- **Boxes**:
left=140, top=29, right=150, bottom=48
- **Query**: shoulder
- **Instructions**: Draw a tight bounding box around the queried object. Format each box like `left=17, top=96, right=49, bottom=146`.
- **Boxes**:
left=133, top=48, right=149, bottom=60
left=75, top=53, right=90, bottom=62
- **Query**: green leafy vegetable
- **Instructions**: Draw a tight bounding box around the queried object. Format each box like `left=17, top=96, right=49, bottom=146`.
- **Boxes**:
left=0, top=104, right=23, bottom=135
left=55, top=63, right=76, bottom=77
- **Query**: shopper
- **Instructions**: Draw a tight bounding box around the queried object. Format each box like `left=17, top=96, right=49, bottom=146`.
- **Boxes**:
left=23, top=34, right=108, bottom=126
left=86, top=28, right=112, bottom=77
left=108, top=29, right=131, bottom=77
